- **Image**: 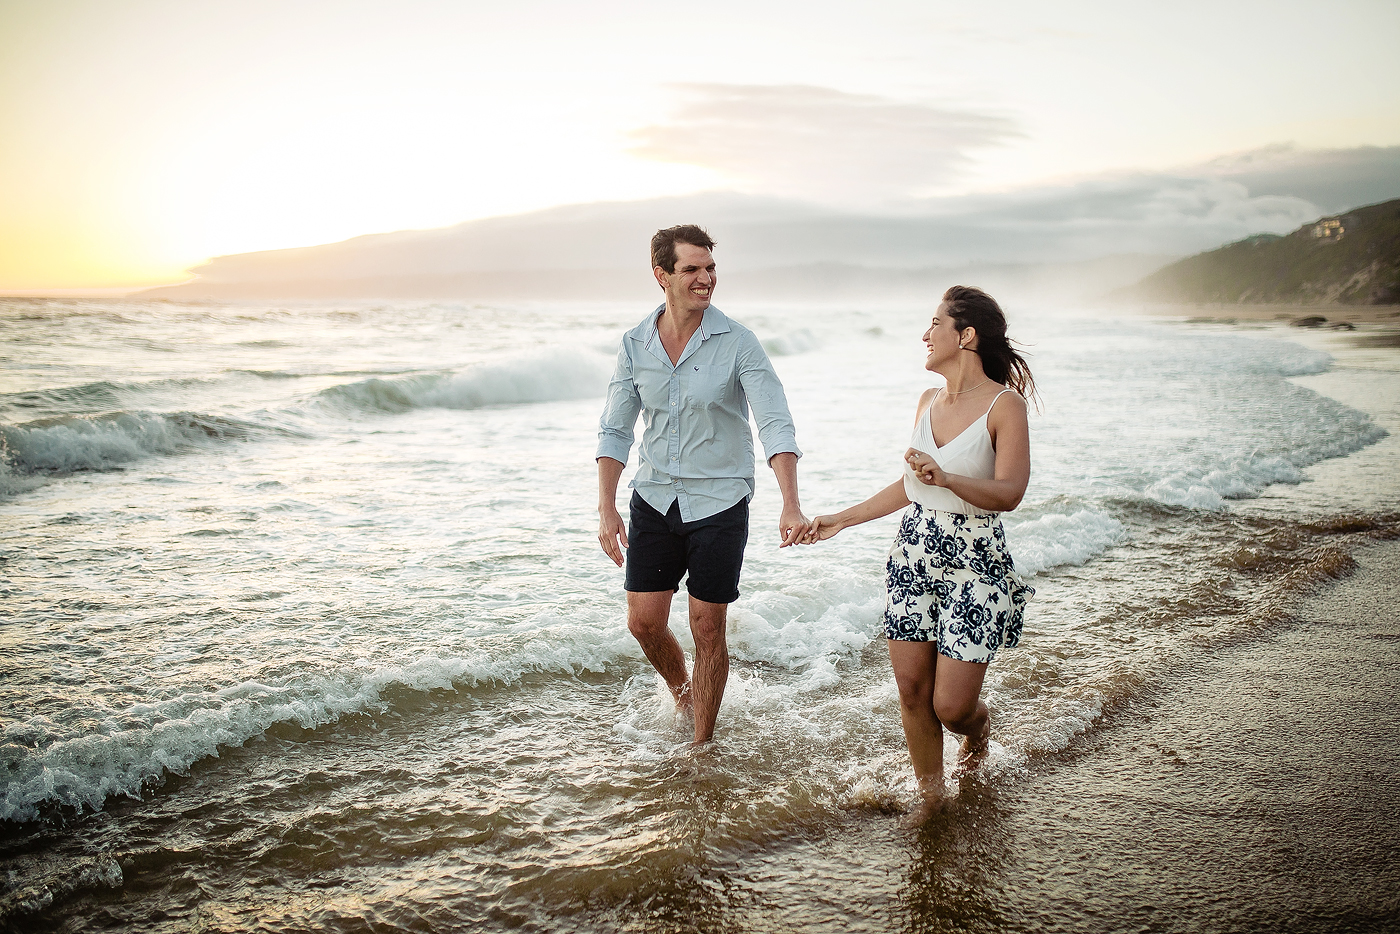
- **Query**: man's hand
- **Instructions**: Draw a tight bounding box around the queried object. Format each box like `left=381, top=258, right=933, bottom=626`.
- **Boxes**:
left=778, top=505, right=810, bottom=548
left=599, top=506, right=628, bottom=567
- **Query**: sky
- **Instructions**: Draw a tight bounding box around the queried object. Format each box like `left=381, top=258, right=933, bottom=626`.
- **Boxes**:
left=1, top=0, right=1397, bottom=291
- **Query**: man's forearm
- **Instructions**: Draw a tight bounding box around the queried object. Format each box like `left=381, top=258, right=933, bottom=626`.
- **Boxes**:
left=598, top=457, right=625, bottom=512
left=769, top=451, right=801, bottom=509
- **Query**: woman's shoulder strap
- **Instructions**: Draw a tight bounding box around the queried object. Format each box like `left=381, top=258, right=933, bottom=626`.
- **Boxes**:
left=983, top=387, right=1020, bottom=418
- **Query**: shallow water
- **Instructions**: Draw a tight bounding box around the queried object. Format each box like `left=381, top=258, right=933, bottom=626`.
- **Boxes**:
left=2, top=298, right=1397, bottom=931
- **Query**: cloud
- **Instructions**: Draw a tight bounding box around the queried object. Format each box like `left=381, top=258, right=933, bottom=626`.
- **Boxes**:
left=917, top=173, right=1323, bottom=262
left=629, top=84, right=1018, bottom=204
left=1200, top=143, right=1400, bottom=215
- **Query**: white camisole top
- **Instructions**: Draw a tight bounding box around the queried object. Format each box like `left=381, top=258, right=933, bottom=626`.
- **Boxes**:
left=903, top=388, right=1016, bottom=515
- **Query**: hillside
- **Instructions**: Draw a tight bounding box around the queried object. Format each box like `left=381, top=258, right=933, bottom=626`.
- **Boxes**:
left=136, top=192, right=1174, bottom=303
left=1116, top=198, right=1400, bottom=305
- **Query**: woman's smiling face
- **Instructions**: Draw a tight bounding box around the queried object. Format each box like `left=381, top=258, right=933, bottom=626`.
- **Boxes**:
left=922, top=301, right=967, bottom=371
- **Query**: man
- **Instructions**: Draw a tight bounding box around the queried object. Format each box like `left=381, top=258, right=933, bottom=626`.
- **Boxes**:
left=596, top=224, right=808, bottom=744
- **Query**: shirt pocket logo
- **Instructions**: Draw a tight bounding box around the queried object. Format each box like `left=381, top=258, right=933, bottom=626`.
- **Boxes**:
left=688, top=363, right=731, bottom=400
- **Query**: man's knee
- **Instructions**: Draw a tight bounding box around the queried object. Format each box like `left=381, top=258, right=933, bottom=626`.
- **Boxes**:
left=627, top=592, right=673, bottom=642
left=688, top=599, right=728, bottom=648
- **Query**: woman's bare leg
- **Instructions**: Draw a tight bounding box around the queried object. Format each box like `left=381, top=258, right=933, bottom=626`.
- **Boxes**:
left=932, top=654, right=991, bottom=774
left=887, top=640, right=946, bottom=817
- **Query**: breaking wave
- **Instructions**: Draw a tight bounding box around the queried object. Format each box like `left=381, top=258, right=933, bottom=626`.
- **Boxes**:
left=314, top=350, right=611, bottom=415
left=0, top=411, right=286, bottom=480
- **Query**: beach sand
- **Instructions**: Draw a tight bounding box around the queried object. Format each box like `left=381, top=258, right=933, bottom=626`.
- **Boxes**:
left=983, top=538, right=1400, bottom=932
left=692, top=540, right=1400, bottom=934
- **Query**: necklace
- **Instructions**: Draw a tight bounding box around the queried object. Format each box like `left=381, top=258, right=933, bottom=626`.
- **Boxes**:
left=945, top=378, right=990, bottom=396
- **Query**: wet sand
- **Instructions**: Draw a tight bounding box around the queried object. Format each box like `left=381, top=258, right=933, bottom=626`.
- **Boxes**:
left=984, top=539, right=1400, bottom=932
left=697, top=541, right=1400, bottom=934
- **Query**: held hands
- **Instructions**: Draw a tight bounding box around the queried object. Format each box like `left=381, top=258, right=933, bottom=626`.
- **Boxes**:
left=905, top=448, right=945, bottom=487
left=778, top=505, right=811, bottom=548
left=799, top=515, right=842, bottom=544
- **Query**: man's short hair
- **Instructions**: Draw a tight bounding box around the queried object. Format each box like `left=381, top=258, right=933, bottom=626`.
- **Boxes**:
left=651, top=225, right=716, bottom=273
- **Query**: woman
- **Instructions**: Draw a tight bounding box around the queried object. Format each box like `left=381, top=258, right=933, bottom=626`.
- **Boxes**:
left=802, top=285, right=1036, bottom=821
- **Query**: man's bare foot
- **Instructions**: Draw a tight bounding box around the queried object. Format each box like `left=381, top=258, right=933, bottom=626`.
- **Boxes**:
left=672, top=680, right=694, bottom=715
left=952, top=724, right=990, bottom=777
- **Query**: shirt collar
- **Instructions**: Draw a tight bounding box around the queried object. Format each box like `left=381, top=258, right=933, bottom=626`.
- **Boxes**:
left=633, top=303, right=732, bottom=351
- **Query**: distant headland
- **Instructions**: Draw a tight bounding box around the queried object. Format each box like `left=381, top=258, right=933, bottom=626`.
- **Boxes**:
left=1114, top=198, right=1400, bottom=307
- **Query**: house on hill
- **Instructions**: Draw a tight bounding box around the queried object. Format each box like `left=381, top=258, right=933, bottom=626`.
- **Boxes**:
left=1312, top=217, right=1345, bottom=240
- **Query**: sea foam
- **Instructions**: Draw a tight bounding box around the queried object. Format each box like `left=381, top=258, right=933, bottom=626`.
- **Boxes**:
left=1003, top=508, right=1127, bottom=576
left=314, top=349, right=611, bottom=415
left=1145, top=423, right=1387, bottom=510
left=1, top=626, right=639, bottom=824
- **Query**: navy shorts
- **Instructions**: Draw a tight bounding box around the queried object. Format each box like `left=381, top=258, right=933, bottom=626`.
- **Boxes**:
left=624, top=492, right=749, bottom=605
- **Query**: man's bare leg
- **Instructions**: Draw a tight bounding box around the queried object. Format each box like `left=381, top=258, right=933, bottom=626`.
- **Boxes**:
left=687, top=596, right=729, bottom=744
left=627, top=590, right=691, bottom=711
left=887, top=640, right=947, bottom=824
left=933, top=654, right=991, bottom=776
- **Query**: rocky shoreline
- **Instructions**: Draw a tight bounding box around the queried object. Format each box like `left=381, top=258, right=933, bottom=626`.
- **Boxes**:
left=1124, top=301, right=1400, bottom=328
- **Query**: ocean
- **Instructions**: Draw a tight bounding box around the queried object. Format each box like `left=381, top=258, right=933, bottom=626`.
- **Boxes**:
left=2, top=296, right=1397, bottom=932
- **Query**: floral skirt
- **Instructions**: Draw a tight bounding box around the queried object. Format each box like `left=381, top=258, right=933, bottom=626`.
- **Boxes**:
left=883, top=504, right=1034, bottom=662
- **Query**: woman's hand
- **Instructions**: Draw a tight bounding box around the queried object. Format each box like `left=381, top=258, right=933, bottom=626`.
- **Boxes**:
left=904, top=448, right=946, bottom=487
left=800, top=515, right=843, bottom=544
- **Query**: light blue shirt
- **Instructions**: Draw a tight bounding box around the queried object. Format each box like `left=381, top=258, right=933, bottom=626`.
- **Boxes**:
left=597, top=305, right=801, bottom=522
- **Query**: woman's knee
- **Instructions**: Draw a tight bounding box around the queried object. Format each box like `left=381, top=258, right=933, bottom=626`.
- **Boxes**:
left=932, top=693, right=978, bottom=730
left=895, top=673, right=935, bottom=711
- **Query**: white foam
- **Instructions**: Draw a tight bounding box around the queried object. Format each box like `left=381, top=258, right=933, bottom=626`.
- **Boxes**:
left=1003, top=509, right=1127, bottom=576
left=1, top=626, right=642, bottom=823
left=316, top=349, right=611, bottom=414
left=1144, top=427, right=1385, bottom=510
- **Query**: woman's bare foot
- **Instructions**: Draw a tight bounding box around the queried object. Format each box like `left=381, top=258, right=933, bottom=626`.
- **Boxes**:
left=899, top=778, right=948, bottom=828
left=952, top=722, right=990, bottom=777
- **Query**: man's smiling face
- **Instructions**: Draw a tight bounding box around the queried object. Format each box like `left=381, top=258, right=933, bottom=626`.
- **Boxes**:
left=657, top=242, right=716, bottom=315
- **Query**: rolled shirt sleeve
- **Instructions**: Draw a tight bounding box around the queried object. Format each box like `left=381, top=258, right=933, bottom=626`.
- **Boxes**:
left=596, top=339, right=641, bottom=465
left=737, top=330, right=802, bottom=464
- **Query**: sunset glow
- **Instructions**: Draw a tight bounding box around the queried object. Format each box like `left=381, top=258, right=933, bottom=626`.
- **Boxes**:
left=2, top=0, right=1397, bottom=291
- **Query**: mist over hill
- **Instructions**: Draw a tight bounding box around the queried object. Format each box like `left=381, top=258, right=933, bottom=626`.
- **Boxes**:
left=138, top=145, right=1400, bottom=304
left=1116, top=199, right=1400, bottom=305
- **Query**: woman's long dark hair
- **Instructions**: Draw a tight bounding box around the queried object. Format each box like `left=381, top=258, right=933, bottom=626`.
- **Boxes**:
left=942, top=285, right=1038, bottom=406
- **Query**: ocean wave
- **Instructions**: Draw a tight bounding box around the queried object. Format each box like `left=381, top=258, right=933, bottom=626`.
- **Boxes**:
left=0, top=411, right=289, bottom=477
left=0, top=377, right=218, bottom=419
left=761, top=329, right=823, bottom=357
left=313, top=350, right=611, bottom=415
left=1003, top=508, right=1127, bottom=576
left=1145, top=422, right=1388, bottom=510
left=1261, top=343, right=1333, bottom=378
left=0, top=630, right=638, bottom=824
